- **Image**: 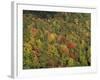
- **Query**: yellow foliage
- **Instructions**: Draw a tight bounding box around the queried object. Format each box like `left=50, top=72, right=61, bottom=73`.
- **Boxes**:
left=48, top=33, right=57, bottom=42
left=24, top=42, right=32, bottom=54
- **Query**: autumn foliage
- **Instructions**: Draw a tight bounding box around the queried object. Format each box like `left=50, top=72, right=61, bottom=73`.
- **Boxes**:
left=23, top=10, right=91, bottom=69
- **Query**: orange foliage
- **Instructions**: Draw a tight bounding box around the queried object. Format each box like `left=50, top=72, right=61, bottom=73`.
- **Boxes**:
left=67, top=42, right=76, bottom=49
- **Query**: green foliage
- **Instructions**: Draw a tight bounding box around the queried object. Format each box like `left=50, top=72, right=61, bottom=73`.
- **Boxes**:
left=68, top=58, right=75, bottom=66
left=23, top=10, right=91, bottom=69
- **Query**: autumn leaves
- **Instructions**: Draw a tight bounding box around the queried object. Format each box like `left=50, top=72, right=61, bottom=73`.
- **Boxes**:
left=23, top=11, right=91, bottom=69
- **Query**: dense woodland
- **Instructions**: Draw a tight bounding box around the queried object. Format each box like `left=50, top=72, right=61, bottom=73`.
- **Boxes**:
left=23, top=10, right=91, bottom=69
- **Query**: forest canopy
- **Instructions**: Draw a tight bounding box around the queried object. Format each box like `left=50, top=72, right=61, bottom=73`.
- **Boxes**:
left=23, top=10, right=91, bottom=69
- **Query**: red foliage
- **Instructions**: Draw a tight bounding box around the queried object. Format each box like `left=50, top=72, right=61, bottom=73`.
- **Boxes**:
left=67, top=42, right=76, bottom=48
